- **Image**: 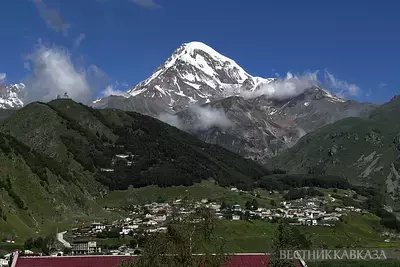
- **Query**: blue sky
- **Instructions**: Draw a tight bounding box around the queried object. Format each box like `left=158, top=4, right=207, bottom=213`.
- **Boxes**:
left=0, top=0, right=399, bottom=103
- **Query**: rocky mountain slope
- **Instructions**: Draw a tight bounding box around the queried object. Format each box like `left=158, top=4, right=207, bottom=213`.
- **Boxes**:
left=0, top=83, right=25, bottom=109
left=93, top=42, right=377, bottom=163
left=177, top=87, right=376, bottom=163
left=268, top=95, right=400, bottom=208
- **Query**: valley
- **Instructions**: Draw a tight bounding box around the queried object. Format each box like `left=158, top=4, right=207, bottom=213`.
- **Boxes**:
left=0, top=97, right=398, bottom=266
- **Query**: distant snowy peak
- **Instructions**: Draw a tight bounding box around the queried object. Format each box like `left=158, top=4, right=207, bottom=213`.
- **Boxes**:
left=95, top=41, right=342, bottom=116
left=124, top=41, right=274, bottom=112
left=166, top=41, right=251, bottom=84
left=0, top=83, right=25, bottom=109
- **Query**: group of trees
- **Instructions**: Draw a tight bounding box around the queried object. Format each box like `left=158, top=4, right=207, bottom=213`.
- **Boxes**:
left=96, top=227, right=121, bottom=239
left=268, top=220, right=312, bottom=267
left=0, top=177, right=25, bottom=210
left=245, top=199, right=259, bottom=211
left=119, top=207, right=227, bottom=267
left=97, top=118, right=269, bottom=190
left=284, top=187, right=324, bottom=200
left=116, top=207, right=310, bottom=267
left=24, top=234, right=56, bottom=255
left=257, top=174, right=350, bottom=192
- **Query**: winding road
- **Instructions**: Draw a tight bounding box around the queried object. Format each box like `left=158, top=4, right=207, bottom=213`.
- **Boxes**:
left=56, top=231, right=71, bottom=248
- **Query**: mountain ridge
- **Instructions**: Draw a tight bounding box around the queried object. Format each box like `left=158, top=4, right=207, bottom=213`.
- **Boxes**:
left=0, top=42, right=378, bottom=164
left=92, top=41, right=377, bottom=162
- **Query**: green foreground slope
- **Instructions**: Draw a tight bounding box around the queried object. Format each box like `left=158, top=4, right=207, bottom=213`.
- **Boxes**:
left=0, top=133, right=105, bottom=241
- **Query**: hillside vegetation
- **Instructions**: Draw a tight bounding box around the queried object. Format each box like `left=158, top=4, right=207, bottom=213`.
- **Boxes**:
left=0, top=99, right=273, bottom=239
left=269, top=95, right=400, bottom=210
left=0, top=99, right=398, bottom=242
left=0, top=132, right=102, bottom=241
left=0, top=99, right=269, bottom=190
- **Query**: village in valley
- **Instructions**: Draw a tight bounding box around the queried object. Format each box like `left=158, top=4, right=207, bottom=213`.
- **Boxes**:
left=59, top=189, right=366, bottom=256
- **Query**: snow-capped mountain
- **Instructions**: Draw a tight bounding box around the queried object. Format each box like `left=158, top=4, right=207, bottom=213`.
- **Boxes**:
left=93, top=41, right=275, bottom=115
left=93, top=41, right=377, bottom=163
left=0, top=83, right=25, bottom=109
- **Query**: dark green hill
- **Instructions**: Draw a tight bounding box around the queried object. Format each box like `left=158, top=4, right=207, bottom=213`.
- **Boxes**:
left=269, top=95, right=400, bottom=209
left=0, top=99, right=270, bottom=191
left=0, top=99, right=275, bottom=238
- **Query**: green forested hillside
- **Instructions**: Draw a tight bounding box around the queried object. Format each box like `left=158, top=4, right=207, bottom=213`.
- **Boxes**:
left=0, top=99, right=273, bottom=239
left=269, top=95, right=400, bottom=209
left=0, top=132, right=103, bottom=241
left=0, top=99, right=268, bottom=190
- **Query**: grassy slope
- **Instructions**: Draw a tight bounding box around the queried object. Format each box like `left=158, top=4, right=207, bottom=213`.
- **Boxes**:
left=216, top=213, right=400, bottom=252
left=269, top=96, right=400, bottom=207
left=98, top=180, right=276, bottom=207
left=0, top=134, right=110, bottom=244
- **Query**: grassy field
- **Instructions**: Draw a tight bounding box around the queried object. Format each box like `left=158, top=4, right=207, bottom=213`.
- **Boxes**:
left=71, top=212, right=399, bottom=253
left=213, top=213, right=400, bottom=252
left=98, top=180, right=360, bottom=210
left=98, top=180, right=280, bottom=208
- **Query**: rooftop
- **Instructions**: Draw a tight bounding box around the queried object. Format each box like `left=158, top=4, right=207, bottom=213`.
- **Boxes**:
left=13, top=253, right=303, bottom=267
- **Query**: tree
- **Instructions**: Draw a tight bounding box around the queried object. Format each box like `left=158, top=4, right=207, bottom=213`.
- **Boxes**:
left=220, top=201, right=228, bottom=211
left=120, top=208, right=227, bottom=267
left=156, top=196, right=166, bottom=203
left=268, top=220, right=309, bottom=267
left=245, top=201, right=252, bottom=210
left=24, top=237, right=34, bottom=250
left=27, top=234, right=56, bottom=255
left=251, top=198, right=259, bottom=210
left=129, top=239, right=138, bottom=249
left=270, top=200, right=276, bottom=206
left=63, top=247, right=72, bottom=255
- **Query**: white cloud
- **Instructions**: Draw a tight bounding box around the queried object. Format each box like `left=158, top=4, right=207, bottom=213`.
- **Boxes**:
left=158, top=113, right=182, bottom=129
left=241, top=71, right=320, bottom=100
left=378, top=82, right=388, bottom=89
left=73, top=33, right=86, bottom=48
left=101, top=84, right=129, bottom=97
left=159, top=105, right=233, bottom=132
left=32, top=0, right=70, bottom=36
left=0, top=73, right=6, bottom=81
left=24, top=62, right=31, bottom=71
left=130, top=0, right=161, bottom=8
left=24, top=44, right=93, bottom=103
left=189, top=105, right=233, bottom=131
left=366, top=89, right=372, bottom=98
left=324, top=70, right=360, bottom=97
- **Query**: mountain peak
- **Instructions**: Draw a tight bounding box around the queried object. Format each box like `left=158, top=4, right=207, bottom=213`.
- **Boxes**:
left=119, top=41, right=262, bottom=114
left=159, top=41, right=251, bottom=85
left=178, top=41, right=243, bottom=68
